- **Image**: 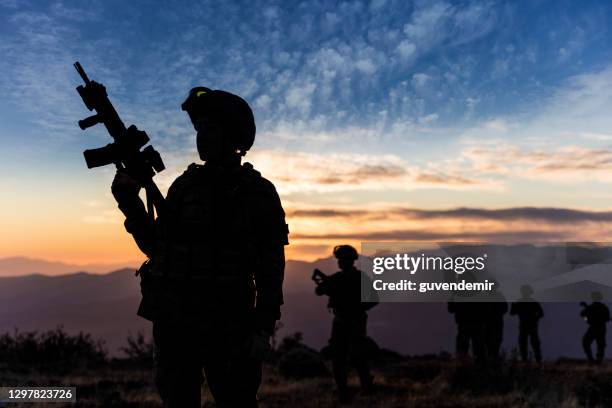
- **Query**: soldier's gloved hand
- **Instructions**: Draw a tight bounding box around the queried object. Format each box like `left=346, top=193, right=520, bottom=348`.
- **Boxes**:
left=246, top=330, right=272, bottom=361
left=111, top=170, right=142, bottom=205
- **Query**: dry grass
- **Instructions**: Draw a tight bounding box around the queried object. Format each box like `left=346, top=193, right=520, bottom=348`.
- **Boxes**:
left=2, top=358, right=612, bottom=407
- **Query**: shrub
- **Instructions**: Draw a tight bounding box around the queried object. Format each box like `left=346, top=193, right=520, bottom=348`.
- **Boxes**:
left=120, top=331, right=154, bottom=364
left=0, top=327, right=106, bottom=370
left=277, top=332, right=328, bottom=379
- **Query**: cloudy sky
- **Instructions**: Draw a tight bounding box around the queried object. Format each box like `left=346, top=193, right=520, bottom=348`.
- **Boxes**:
left=2, top=0, right=612, bottom=266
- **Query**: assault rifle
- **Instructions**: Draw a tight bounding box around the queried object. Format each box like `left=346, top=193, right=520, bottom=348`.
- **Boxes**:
left=73, top=61, right=165, bottom=219
left=312, top=268, right=328, bottom=285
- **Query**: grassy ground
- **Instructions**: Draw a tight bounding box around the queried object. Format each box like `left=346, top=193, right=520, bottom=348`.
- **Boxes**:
left=2, top=358, right=612, bottom=407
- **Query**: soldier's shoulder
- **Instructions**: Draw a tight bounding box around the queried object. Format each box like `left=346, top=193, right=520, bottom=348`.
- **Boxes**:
left=240, top=162, right=280, bottom=197
left=170, top=163, right=204, bottom=182
left=183, top=162, right=205, bottom=177
left=328, top=271, right=344, bottom=281
left=167, top=163, right=204, bottom=194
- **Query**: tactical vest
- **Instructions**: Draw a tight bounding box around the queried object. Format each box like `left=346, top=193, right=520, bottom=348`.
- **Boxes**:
left=325, top=270, right=368, bottom=318
left=140, top=162, right=286, bottom=320
left=151, top=161, right=280, bottom=278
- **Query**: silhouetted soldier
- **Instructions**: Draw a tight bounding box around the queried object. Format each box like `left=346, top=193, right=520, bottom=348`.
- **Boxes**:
left=111, top=87, right=288, bottom=407
left=510, top=285, right=543, bottom=363
left=483, top=284, right=508, bottom=360
left=314, top=245, right=378, bottom=403
left=581, top=291, right=610, bottom=364
left=447, top=270, right=487, bottom=362
left=448, top=298, right=486, bottom=362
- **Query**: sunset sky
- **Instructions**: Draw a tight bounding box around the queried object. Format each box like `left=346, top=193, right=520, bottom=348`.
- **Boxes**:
left=2, top=0, right=612, bottom=267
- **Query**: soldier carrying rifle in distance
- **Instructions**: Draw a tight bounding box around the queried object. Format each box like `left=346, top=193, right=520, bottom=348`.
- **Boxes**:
left=313, top=245, right=378, bottom=404
left=580, top=291, right=610, bottom=364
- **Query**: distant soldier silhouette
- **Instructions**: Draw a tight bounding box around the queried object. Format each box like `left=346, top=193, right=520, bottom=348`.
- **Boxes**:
left=313, top=245, right=378, bottom=403
left=510, top=285, right=543, bottom=363
left=111, top=87, right=288, bottom=407
left=447, top=270, right=486, bottom=362
left=580, top=291, right=610, bottom=364
left=483, top=283, right=508, bottom=360
left=447, top=298, right=486, bottom=361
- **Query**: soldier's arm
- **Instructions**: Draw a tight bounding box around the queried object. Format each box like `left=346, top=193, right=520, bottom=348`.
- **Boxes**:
left=315, top=277, right=332, bottom=296
left=255, top=245, right=286, bottom=333
left=112, top=171, right=156, bottom=257
left=120, top=197, right=156, bottom=257
left=580, top=305, right=588, bottom=317
left=536, top=302, right=544, bottom=319
left=361, top=273, right=379, bottom=310
left=252, top=180, right=289, bottom=334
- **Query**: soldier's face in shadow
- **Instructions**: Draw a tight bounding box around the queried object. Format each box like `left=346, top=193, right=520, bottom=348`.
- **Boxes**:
left=193, top=116, right=233, bottom=162
left=338, top=257, right=355, bottom=271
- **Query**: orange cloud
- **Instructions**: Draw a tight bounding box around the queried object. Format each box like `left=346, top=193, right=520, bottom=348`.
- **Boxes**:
left=4, top=203, right=612, bottom=266
left=246, top=149, right=489, bottom=194
left=460, top=144, right=612, bottom=182
left=283, top=205, right=612, bottom=260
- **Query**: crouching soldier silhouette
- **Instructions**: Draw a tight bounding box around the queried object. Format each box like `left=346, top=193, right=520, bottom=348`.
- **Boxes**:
left=111, top=87, right=289, bottom=407
left=510, top=284, right=543, bottom=363
left=313, top=245, right=378, bottom=403
left=581, top=291, right=610, bottom=364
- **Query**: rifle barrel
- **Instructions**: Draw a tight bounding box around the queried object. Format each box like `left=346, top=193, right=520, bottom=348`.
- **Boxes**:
left=74, top=61, right=90, bottom=84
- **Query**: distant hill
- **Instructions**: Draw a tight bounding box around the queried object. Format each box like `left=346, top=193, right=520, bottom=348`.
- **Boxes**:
left=0, top=256, right=602, bottom=358
left=0, top=256, right=140, bottom=276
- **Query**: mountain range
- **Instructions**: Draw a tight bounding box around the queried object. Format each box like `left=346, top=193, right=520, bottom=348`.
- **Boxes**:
left=0, top=256, right=602, bottom=359
left=0, top=256, right=140, bottom=276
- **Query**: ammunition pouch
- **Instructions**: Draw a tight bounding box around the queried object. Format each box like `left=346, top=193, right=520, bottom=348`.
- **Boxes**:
left=136, top=260, right=156, bottom=321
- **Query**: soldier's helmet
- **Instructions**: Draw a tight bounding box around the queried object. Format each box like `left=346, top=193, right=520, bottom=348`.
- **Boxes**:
left=333, top=245, right=359, bottom=261
left=591, top=291, right=603, bottom=302
left=181, top=87, right=256, bottom=154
